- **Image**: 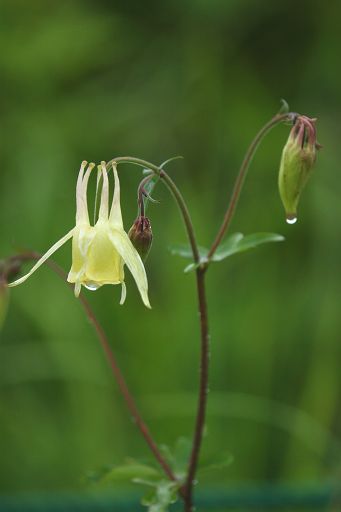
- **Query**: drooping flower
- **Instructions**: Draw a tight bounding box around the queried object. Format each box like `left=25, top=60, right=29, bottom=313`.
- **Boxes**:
left=8, top=161, right=151, bottom=308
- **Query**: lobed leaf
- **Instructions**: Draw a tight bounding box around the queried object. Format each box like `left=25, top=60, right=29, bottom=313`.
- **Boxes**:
left=138, top=480, right=180, bottom=512
left=212, top=232, right=284, bottom=262
left=100, top=461, right=162, bottom=484
left=170, top=233, right=284, bottom=272
left=169, top=244, right=208, bottom=260
left=198, top=451, right=234, bottom=475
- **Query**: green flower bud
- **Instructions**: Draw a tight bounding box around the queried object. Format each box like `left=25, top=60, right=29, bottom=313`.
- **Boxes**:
left=128, top=216, right=153, bottom=262
left=278, top=115, right=320, bottom=224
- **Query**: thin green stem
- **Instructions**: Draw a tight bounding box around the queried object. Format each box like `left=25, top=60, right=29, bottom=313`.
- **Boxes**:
left=9, top=252, right=177, bottom=484
left=207, top=113, right=294, bottom=260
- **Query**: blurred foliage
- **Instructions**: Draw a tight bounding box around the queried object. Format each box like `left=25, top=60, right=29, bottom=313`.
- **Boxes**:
left=1, top=0, right=341, bottom=509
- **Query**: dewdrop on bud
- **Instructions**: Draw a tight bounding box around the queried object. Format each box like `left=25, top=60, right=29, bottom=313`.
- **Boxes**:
left=128, top=216, right=153, bottom=262
left=278, top=115, right=320, bottom=224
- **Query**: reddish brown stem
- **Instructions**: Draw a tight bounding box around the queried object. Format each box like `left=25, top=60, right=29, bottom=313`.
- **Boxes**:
left=183, top=267, right=209, bottom=512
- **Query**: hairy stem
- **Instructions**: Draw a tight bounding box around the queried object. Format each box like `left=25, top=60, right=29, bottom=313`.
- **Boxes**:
left=207, top=112, right=294, bottom=260
left=10, top=252, right=177, bottom=483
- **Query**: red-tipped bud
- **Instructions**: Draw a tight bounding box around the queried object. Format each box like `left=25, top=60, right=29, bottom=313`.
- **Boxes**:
left=128, top=216, right=153, bottom=262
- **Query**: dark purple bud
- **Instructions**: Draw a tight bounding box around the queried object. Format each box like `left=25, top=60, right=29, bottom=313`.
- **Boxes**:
left=128, top=216, right=153, bottom=262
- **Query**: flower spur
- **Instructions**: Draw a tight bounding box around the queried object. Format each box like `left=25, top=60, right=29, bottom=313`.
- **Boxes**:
left=8, top=161, right=151, bottom=308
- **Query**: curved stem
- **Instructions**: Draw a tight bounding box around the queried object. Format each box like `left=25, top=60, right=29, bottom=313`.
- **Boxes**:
left=159, top=170, right=200, bottom=264
left=207, top=112, right=295, bottom=260
left=10, top=252, right=177, bottom=483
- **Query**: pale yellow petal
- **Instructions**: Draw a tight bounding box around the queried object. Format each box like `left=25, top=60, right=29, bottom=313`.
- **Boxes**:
left=93, top=166, right=102, bottom=224
left=76, top=163, right=95, bottom=225
left=120, top=282, right=127, bottom=305
left=67, top=225, right=95, bottom=283
left=76, top=160, right=87, bottom=203
left=84, top=221, right=124, bottom=285
left=109, top=229, right=151, bottom=308
left=109, top=164, right=123, bottom=228
left=8, top=228, right=75, bottom=287
left=98, top=161, right=109, bottom=220
left=74, top=282, right=81, bottom=298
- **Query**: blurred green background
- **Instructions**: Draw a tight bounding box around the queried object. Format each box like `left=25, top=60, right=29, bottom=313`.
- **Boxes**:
left=1, top=0, right=341, bottom=509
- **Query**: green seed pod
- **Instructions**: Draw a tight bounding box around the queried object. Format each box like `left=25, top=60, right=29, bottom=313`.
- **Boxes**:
left=128, top=216, right=153, bottom=262
left=278, top=116, right=319, bottom=224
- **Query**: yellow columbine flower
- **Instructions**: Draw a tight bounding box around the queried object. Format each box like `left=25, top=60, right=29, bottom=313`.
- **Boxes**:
left=9, top=161, right=151, bottom=308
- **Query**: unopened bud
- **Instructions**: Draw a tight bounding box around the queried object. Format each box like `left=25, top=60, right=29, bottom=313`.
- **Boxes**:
left=128, top=216, right=153, bottom=261
left=278, top=115, right=320, bottom=224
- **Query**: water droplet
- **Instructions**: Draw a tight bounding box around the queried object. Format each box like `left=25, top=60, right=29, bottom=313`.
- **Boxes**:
left=84, top=282, right=100, bottom=291
left=286, top=215, right=297, bottom=225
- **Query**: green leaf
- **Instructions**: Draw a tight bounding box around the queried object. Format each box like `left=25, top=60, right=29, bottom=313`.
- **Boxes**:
left=170, top=233, right=284, bottom=273
left=278, top=98, right=289, bottom=114
left=169, top=244, right=208, bottom=260
left=139, top=480, right=179, bottom=512
left=100, top=460, right=162, bottom=484
left=211, top=232, right=244, bottom=261
left=169, top=244, right=208, bottom=273
left=89, top=456, right=180, bottom=511
left=160, top=437, right=192, bottom=479
left=172, top=437, right=192, bottom=477
left=198, top=451, right=234, bottom=475
left=212, top=232, right=284, bottom=262
left=143, top=168, right=153, bottom=175
left=141, top=175, right=160, bottom=213
left=183, top=262, right=200, bottom=273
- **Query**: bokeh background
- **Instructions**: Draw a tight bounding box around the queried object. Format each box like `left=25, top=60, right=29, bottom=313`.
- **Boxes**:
left=1, top=0, right=341, bottom=510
